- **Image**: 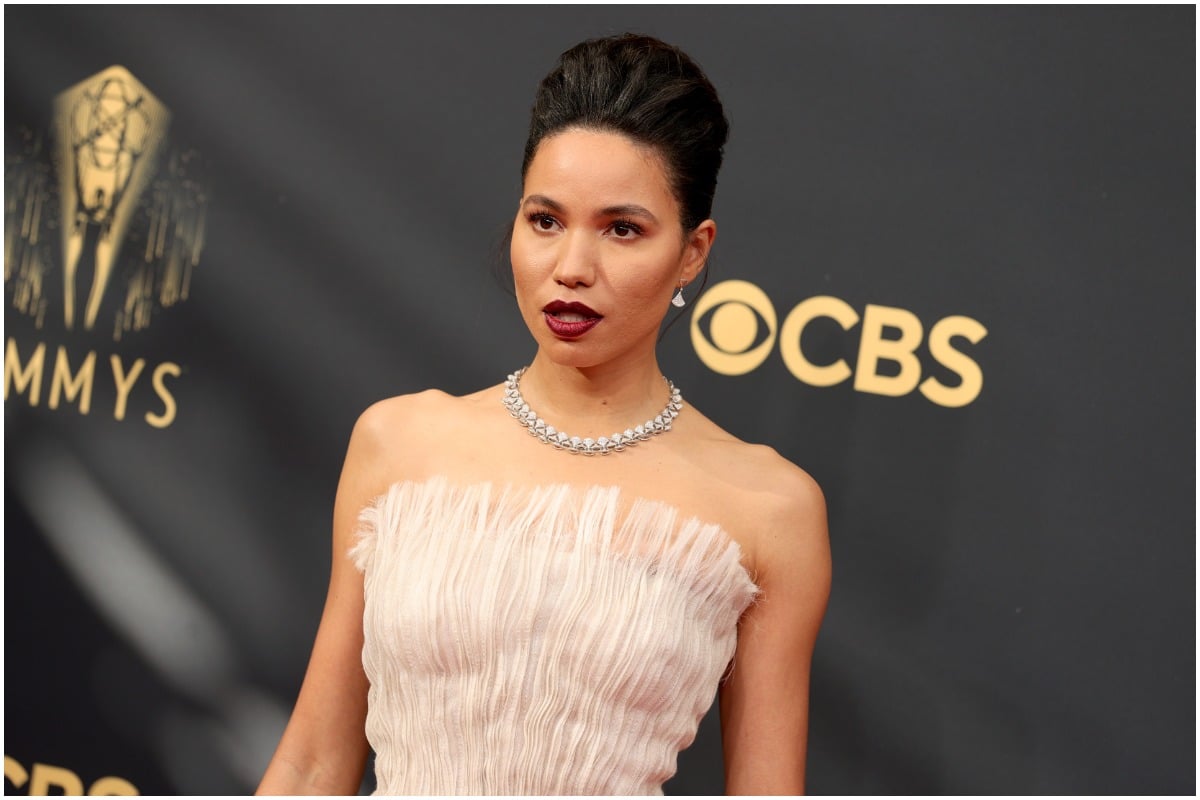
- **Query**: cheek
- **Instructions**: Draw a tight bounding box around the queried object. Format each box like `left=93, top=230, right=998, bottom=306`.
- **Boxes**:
left=631, top=247, right=683, bottom=297
left=509, top=220, right=526, bottom=276
left=510, top=226, right=533, bottom=285
left=627, top=271, right=669, bottom=301
left=610, top=260, right=678, bottom=320
left=510, top=228, right=550, bottom=309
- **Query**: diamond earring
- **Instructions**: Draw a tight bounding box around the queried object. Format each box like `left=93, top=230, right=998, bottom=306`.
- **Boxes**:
left=671, top=283, right=686, bottom=308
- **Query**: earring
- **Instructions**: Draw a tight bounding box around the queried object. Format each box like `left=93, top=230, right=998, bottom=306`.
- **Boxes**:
left=671, top=283, right=687, bottom=308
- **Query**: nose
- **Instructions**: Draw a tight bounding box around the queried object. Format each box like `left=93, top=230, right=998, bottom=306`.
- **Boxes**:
left=551, top=230, right=597, bottom=289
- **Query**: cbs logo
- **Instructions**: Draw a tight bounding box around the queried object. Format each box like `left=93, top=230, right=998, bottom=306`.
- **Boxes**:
left=690, top=280, right=987, bottom=408
left=3, top=756, right=136, bottom=795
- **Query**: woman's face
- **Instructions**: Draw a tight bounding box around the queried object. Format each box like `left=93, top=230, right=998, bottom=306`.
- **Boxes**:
left=511, top=127, right=714, bottom=370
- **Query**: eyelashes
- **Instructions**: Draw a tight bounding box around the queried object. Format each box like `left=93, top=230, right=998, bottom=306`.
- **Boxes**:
left=525, top=211, right=644, bottom=239
left=610, top=219, right=644, bottom=238
left=527, top=211, right=558, bottom=231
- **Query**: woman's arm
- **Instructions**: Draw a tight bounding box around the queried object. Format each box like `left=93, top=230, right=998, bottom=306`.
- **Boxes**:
left=719, top=467, right=831, bottom=795
left=256, top=408, right=392, bottom=795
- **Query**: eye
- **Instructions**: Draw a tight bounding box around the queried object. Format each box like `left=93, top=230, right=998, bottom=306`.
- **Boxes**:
left=527, top=212, right=558, bottom=231
left=610, top=219, right=643, bottom=238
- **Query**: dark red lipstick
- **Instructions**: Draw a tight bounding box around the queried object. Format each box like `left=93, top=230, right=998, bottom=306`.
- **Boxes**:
left=543, top=300, right=603, bottom=338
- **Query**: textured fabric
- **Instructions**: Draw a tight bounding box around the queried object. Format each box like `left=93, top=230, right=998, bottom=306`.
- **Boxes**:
left=350, top=477, right=760, bottom=795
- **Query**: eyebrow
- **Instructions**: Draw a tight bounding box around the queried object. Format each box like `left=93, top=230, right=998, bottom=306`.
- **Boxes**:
left=600, top=203, right=659, bottom=224
left=523, top=194, right=565, bottom=213
left=522, top=194, right=660, bottom=225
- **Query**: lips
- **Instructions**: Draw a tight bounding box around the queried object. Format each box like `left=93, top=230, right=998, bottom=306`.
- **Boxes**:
left=543, top=300, right=602, bottom=338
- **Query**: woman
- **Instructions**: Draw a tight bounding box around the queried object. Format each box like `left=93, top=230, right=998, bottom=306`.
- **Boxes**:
left=258, top=33, right=830, bottom=795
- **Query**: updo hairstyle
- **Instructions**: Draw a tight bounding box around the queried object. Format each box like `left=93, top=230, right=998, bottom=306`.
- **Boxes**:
left=521, top=33, right=729, bottom=234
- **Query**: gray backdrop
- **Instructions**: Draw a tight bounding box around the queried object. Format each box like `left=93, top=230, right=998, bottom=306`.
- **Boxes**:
left=4, top=6, right=1194, bottom=795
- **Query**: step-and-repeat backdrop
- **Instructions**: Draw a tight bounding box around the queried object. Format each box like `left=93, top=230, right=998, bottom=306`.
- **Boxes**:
left=4, top=6, right=1194, bottom=795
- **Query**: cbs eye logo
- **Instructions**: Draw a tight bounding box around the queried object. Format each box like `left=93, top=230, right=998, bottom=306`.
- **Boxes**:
left=690, top=280, right=987, bottom=408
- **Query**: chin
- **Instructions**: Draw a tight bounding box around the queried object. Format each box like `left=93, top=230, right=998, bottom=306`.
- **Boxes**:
left=537, top=341, right=604, bottom=368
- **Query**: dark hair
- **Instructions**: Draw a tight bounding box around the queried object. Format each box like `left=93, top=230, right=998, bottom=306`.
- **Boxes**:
left=521, top=33, right=729, bottom=234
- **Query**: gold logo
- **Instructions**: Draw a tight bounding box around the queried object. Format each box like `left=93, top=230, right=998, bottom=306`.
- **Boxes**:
left=4, top=67, right=204, bottom=427
left=4, top=755, right=137, bottom=796
left=692, top=280, right=988, bottom=408
left=6, top=65, right=206, bottom=341
left=689, top=280, right=778, bottom=375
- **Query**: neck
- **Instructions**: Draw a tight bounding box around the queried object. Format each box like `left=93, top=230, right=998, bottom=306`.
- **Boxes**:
left=516, top=352, right=675, bottom=438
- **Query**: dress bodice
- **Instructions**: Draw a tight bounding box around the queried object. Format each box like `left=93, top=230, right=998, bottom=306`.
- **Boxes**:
left=350, top=477, right=760, bottom=795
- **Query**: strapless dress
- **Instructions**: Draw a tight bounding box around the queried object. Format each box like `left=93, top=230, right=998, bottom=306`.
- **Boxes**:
left=350, top=477, right=759, bottom=795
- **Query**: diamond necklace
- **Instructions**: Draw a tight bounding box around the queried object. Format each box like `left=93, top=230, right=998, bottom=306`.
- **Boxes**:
left=502, top=367, right=683, bottom=456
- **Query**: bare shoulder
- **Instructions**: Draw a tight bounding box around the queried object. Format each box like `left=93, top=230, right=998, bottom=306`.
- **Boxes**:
left=740, top=446, right=828, bottom=587
left=726, top=447, right=829, bottom=621
left=359, top=387, right=466, bottom=423
left=346, top=386, right=500, bottom=481
left=684, top=406, right=829, bottom=585
left=685, top=403, right=825, bottom=514
left=737, top=443, right=825, bottom=531
left=356, top=385, right=501, bottom=437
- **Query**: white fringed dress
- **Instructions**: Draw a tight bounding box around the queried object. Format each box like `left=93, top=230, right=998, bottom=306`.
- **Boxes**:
left=350, top=477, right=759, bottom=795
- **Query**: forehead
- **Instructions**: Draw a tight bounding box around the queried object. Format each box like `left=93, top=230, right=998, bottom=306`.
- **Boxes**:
left=524, top=128, right=677, bottom=211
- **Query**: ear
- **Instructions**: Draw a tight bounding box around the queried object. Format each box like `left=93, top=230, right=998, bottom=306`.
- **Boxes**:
left=680, top=218, right=716, bottom=286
